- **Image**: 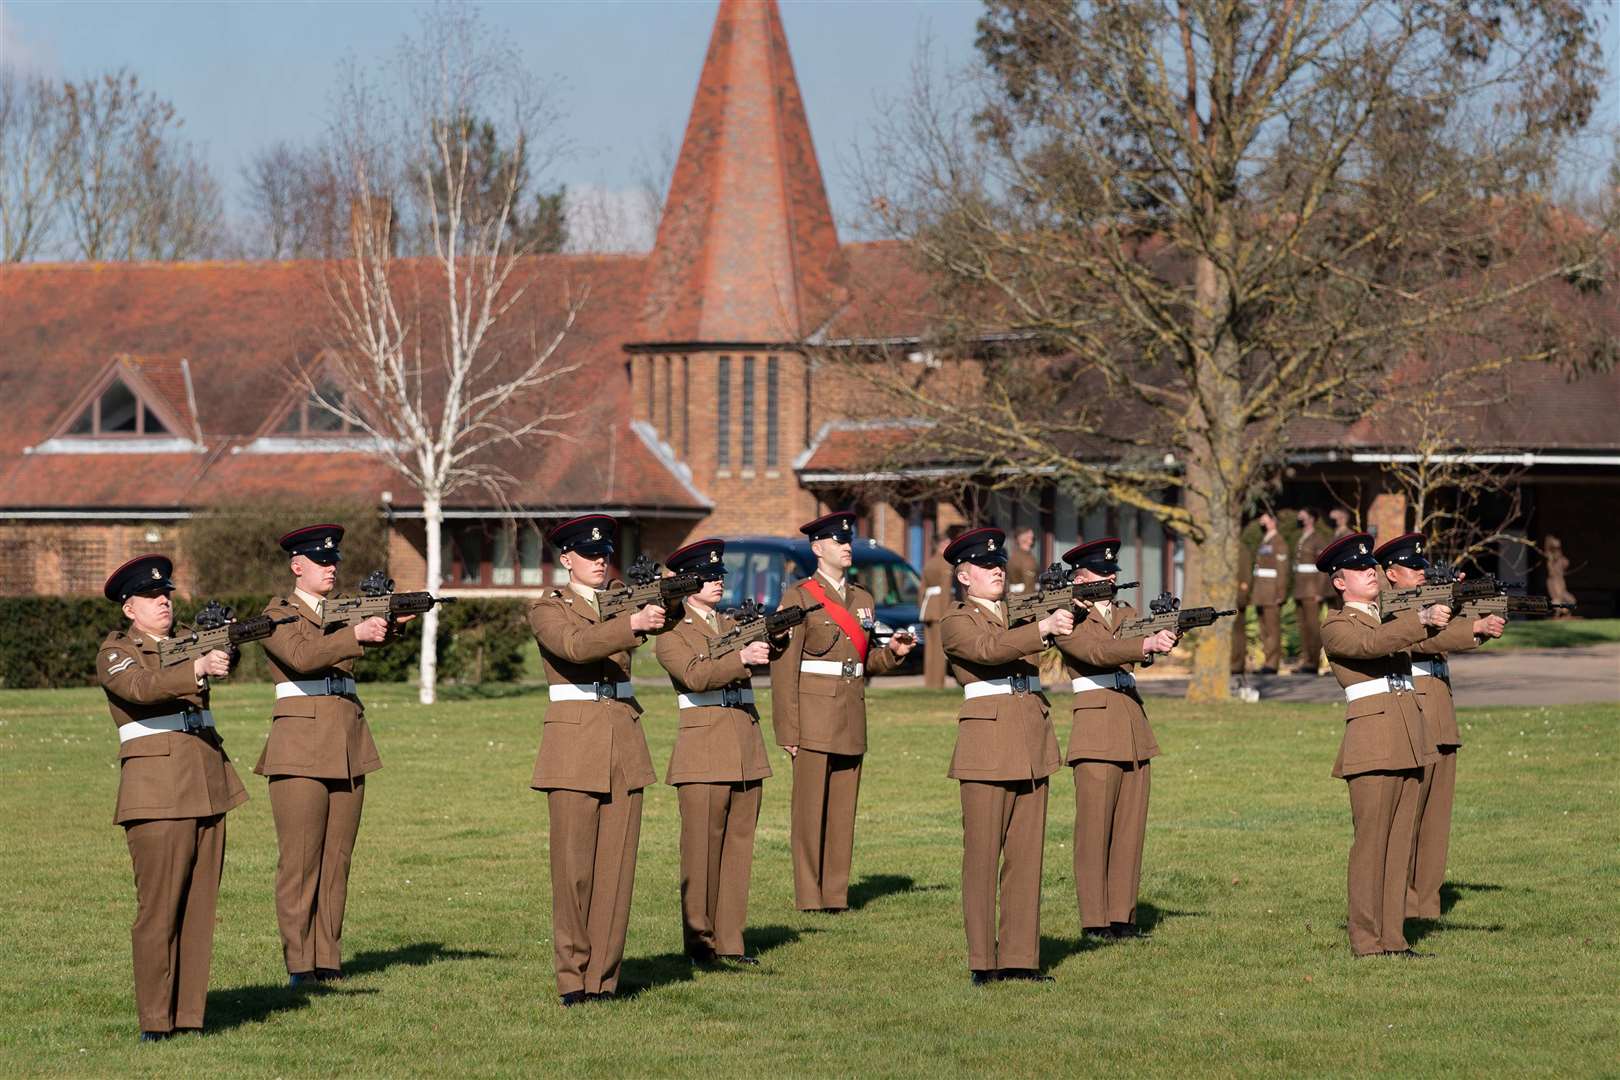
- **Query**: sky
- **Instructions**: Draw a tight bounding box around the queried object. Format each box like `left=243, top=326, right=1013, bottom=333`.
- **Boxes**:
left=1, top=0, right=1616, bottom=253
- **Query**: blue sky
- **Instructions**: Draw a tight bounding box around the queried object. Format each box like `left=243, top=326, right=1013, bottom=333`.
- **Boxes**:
left=2, top=0, right=1615, bottom=251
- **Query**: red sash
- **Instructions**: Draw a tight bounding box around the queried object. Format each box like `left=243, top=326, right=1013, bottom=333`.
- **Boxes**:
left=800, top=577, right=869, bottom=660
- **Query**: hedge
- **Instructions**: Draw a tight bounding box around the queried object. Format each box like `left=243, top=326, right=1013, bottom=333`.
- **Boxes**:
left=0, top=595, right=532, bottom=690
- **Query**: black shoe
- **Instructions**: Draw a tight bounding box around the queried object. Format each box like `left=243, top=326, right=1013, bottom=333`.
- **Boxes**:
left=719, top=954, right=761, bottom=966
left=1109, top=922, right=1148, bottom=939
left=1387, top=948, right=1432, bottom=959
left=819, top=907, right=846, bottom=915
left=288, top=971, right=318, bottom=988
left=584, top=990, right=615, bottom=1002
left=1000, top=968, right=1055, bottom=983
left=970, top=969, right=999, bottom=986
left=1256, top=666, right=1279, bottom=675
left=314, top=968, right=344, bottom=981
left=139, top=1031, right=172, bottom=1043
left=687, top=948, right=719, bottom=966
left=560, top=990, right=588, bottom=1007
left=1082, top=925, right=1113, bottom=939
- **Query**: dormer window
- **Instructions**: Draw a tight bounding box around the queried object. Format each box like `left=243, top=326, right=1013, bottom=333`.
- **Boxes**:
left=277, top=381, right=360, bottom=435
left=65, top=379, right=171, bottom=437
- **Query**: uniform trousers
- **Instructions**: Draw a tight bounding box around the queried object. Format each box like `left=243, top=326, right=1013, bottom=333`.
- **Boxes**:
left=677, top=779, right=762, bottom=957
left=125, top=814, right=225, bottom=1033
left=546, top=763, right=643, bottom=995
left=1345, top=769, right=1421, bottom=955
left=1407, top=749, right=1458, bottom=920
left=1257, top=605, right=1282, bottom=670
left=1072, top=760, right=1151, bottom=928
left=960, top=777, right=1048, bottom=972
left=1230, top=608, right=1249, bottom=673
left=1295, top=598, right=1325, bottom=672
left=268, top=775, right=365, bottom=974
left=790, top=749, right=862, bottom=911
left=923, top=624, right=947, bottom=688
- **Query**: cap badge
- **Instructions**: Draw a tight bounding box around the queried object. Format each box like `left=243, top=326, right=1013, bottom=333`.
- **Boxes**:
left=1414, top=541, right=1423, bottom=553
left=590, top=526, right=602, bottom=541
left=987, top=538, right=997, bottom=551
left=323, top=536, right=334, bottom=549
left=1105, top=547, right=1114, bottom=560
left=150, top=567, right=162, bottom=579
left=708, top=550, right=719, bottom=563
left=1358, top=542, right=1368, bottom=555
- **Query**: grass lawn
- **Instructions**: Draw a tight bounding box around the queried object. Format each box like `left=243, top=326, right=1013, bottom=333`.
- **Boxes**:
left=1, top=681, right=1615, bottom=1078
left=1495, top=617, right=1620, bottom=651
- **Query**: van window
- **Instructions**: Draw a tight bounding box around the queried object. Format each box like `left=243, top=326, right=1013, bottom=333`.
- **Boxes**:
left=723, top=550, right=786, bottom=610
left=850, top=561, right=920, bottom=606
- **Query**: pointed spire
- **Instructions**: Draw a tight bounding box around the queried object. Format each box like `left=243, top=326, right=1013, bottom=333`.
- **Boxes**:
left=634, top=0, right=848, bottom=344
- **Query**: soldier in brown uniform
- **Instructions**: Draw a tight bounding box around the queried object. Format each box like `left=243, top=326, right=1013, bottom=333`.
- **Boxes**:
left=258, top=524, right=398, bottom=986
left=1006, top=526, right=1040, bottom=598
left=769, top=511, right=912, bottom=913
left=1318, top=531, right=1454, bottom=957
left=1374, top=533, right=1504, bottom=920
left=1230, top=544, right=1253, bottom=674
left=938, top=526, right=1074, bottom=984
left=529, top=514, right=666, bottom=1005
left=1292, top=507, right=1331, bottom=675
left=654, top=538, right=782, bottom=964
left=919, top=531, right=956, bottom=689
left=1053, top=538, right=1179, bottom=938
left=1249, top=512, right=1290, bottom=674
left=97, top=555, right=247, bottom=1041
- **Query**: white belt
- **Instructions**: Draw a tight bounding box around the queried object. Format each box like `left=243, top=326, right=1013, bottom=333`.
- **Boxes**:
left=677, top=688, right=757, bottom=710
left=1008, top=583, right=1027, bottom=594
left=963, top=675, right=1043, bottom=698
left=1254, top=568, right=1279, bottom=578
left=548, top=681, right=636, bottom=702
left=118, top=708, right=215, bottom=744
left=276, top=676, right=358, bottom=699
left=1411, top=659, right=1450, bottom=681
left=1344, top=674, right=1415, bottom=702
left=1071, top=672, right=1136, bottom=694
left=923, top=586, right=942, bottom=597
left=801, top=659, right=863, bottom=678
left=1295, top=564, right=1320, bottom=574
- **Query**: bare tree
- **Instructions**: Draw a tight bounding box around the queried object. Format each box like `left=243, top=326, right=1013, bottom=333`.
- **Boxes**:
left=240, top=139, right=347, bottom=259
left=0, top=67, right=72, bottom=261
left=842, top=0, right=1614, bottom=700
left=312, top=5, right=580, bottom=704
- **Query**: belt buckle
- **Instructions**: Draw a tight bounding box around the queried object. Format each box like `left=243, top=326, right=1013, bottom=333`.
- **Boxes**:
left=180, top=707, right=204, bottom=733
left=840, top=658, right=856, bottom=678
left=323, top=674, right=341, bottom=696
left=721, top=686, right=742, bottom=708
left=596, top=681, right=619, bottom=701
left=1391, top=674, right=1413, bottom=694
left=1010, top=673, right=1029, bottom=694
left=1113, top=672, right=1128, bottom=690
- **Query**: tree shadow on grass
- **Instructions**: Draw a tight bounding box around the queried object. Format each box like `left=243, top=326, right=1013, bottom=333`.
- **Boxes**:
left=615, top=924, right=810, bottom=1001
left=1439, top=881, right=1504, bottom=916
left=846, top=873, right=946, bottom=911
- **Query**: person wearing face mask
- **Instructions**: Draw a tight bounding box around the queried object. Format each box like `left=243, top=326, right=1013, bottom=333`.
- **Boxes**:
left=1291, top=507, right=1331, bottom=675
left=529, top=514, right=667, bottom=1006
left=769, top=511, right=913, bottom=915
left=1053, top=538, right=1179, bottom=940
left=938, top=526, right=1074, bottom=985
left=654, top=538, right=784, bottom=967
left=1373, top=533, right=1505, bottom=922
left=1318, top=532, right=1455, bottom=958
left=1248, top=511, right=1290, bottom=674
left=257, top=524, right=398, bottom=988
left=98, top=555, right=247, bottom=1042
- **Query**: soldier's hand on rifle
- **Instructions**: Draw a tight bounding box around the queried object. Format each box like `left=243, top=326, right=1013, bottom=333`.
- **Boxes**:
left=1473, top=613, right=1507, bottom=639
left=1038, top=608, right=1075, bottom=638
left=739, top=641, right=772, bottom=666
left=1142, top=629, right=1178, bottom=657
left=889, top=631, right=915, bottom=657
left=193, top=649, right=231, bottom=679
left=1419, top=603, right=1453, bottom=629
left=354, top=616, right=392, bottom=644
left=630, top=603, right=667, bottom=633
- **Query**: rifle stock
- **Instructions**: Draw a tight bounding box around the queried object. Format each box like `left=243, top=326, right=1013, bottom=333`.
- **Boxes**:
left=157, top=602, right=298, bottom=667
left=321, top=570, right=456, bottom=632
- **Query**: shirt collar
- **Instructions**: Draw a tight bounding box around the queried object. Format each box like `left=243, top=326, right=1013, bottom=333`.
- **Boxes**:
left=686, top=599, right=719, bottom=631
left=294, top=587, right=325, bottom=618
left=816, top=568, right=846, bottom=596
left=567, top=580, right=600, bottom=613
left=1345, top=600, right=1380, bottom=620
left=968, top=594, right=1006, bottom=624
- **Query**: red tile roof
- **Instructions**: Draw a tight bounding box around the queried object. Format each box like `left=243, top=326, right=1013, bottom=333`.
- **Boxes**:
left=633, top=0, right=848, bottom=344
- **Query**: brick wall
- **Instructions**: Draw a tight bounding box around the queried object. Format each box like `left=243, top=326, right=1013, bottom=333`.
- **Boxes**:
left=0, top=521, right=193, bottom=596
left=387, top=519, right=429, bottom=591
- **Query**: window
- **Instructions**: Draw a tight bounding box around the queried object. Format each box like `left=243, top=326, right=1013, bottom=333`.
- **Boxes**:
left=646, top=357, right=656, bottom=420
left=492, top=526, right=515, bottom=585
left=681, top=356, right=690, bottom=459
left=279, top=381, right=358, bottom=436
left=662, top=355, right=673, bottom=439
left=444, top=521, right=550, bottom=588
left=717, top=356, right=731, bottom=468
left=741, top=356, right=755, bottom=469
left=766, top=356, right=779, bottom=467
left=519, top=526, right=543, bottom=586
left=848, top=561, right=920, bottom=607
left=66, top=379, right=169, bottom=437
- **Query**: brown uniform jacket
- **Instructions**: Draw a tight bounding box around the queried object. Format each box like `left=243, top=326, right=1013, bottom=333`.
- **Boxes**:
left=919, top=555, right=953, bottom=624
left=1321, top=606, right=1442, bottom=779
left=768, top=576, right=903, bottom=755
left=1250, top=534, right=1290, bottom=606
left=256, top=594, right=380, bottom=780
left=939, top=600, right=1061, bottom=782
left=655, top=606, right=775, bottom=785
left=1054, top=601, right=1160, bottom=765
left=98, top=628, right=248, bottom=826
left=1409, top=617, right=1483, bottom=750
left=1293, top=529, right=1331, bottom=600
left=528, top=587, right=657, bottom=794
left=1006, top=548, right=1039, bottom=597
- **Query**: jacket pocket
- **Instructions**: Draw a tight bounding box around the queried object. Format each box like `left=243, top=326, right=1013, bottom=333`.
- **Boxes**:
left=802, top=622, right=840, bottom=656
left=1340, top=715, right=1384, bottom=769
left=272, top=696, right=319, bottom=719
left=118, top=734, right=173, bottom=760
left=798, top=674, right=839, bottom=698
left=953, top=718, right=997, bottom=770
left=678, top=709, right=717, bottom=729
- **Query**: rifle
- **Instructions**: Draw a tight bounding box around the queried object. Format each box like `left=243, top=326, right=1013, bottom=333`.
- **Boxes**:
left=157, top=601, right=297, bottom=668
left=595, top=553, right=705, bottom=620
left=1116, top=592, right=1238, bottom=667
left=1421, top=563, right=1577, bottom=619
left=1006, top=562, right=1138, bottom=627
left=706, top=598, right=824, bottom=660
left=322, top=570, right=456, bottom=631
left=1378, top=565, right=1504, bottom=620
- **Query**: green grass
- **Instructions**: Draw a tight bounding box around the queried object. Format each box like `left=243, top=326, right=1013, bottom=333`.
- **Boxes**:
left=1495, top=617, right=1620, bottom=651
left=1, top=682, right=1616, bottom=1077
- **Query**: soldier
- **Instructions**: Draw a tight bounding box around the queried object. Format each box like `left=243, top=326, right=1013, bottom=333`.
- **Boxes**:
left=1230, top=544, right=1253, bottom=675
left=1374, top=533, right=1505, bottom=920
left=1328, top=508, right=1353, bottom=538
left=919, top=526, right=959, bottom=689
left=1249, top=512, right=1290, bottom=674
left=1007, top=526, right=1039, bottom=597
left=97, top=555, right=247, bottom=1041
left=529, top=515, right=665, bottom=1005
left=1318, top=531, right=1454, bottom=957
left=938, top=526, right=1073, bottom=984
left=258, top=524, right=398, bottom=986
left=1292, top=507, right=1331, bottom=675
left=1053, top=538, right=1179, bottom=939
left=654, top=538, right=781, bottom=965
left=769, top=511, right=913, bottom=913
